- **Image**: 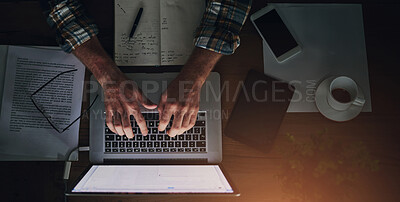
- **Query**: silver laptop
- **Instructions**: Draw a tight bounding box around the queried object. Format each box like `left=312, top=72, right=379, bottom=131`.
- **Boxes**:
left=66, top=72, right=239, bottom=196
left=89, top=72, right=222, bottom=164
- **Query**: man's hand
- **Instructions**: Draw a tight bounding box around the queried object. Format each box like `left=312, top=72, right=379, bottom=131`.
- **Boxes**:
left=157, top=75, right=202, bottom=137
left=72, top=36, right=156, bottom=138
left=158, top=48, right=222, bottom=137
left=102, top=71, right=157, bottom=138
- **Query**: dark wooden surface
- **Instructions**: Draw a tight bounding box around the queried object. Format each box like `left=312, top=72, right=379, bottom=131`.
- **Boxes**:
left=1, top=1, right=400, bottom=202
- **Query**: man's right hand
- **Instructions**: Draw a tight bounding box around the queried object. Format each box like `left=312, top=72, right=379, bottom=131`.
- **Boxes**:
left=72, top=36, right=156, bottom=139
left=101, top=71, right=157, bottom=138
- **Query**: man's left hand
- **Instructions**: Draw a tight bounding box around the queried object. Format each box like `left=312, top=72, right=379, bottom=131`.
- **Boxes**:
left=157, top=74, right=202, bottom=137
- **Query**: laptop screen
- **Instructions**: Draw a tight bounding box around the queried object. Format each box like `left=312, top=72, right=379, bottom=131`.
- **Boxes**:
left=72, top=165, right=234, bottom=193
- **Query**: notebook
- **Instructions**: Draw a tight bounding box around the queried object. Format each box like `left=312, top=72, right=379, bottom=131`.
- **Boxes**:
left=114, top=0, right=205, bottom=66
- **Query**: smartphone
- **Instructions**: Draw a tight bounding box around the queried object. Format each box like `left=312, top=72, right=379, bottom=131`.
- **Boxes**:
left=251, top=6, right=301, bottom=63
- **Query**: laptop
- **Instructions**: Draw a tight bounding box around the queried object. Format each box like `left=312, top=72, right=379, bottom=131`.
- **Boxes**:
left=66, top=72, right=239, bottom=196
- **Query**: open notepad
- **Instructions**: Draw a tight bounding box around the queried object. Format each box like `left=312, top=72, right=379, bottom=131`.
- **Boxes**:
left=114, top=0, right=205, bottom=66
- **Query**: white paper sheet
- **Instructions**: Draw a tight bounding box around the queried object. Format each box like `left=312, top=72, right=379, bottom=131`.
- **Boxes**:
left=73, top=165, right=233, bottom=193
left=0, top=46, right=85, bottom=160
left=263, top=4, right=371, bottom=112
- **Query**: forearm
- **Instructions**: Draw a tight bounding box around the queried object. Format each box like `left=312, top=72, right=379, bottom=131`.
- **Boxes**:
left=72, top=36, right=123, bottom=86
left=194, top=0, right=252, bottom=55
left=178, top=47, right=222, bottom=89
left=43, top=0, right=99, bottom=53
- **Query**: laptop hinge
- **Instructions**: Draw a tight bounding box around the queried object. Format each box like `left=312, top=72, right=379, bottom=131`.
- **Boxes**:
left=104, top=158, right=208, bottom=165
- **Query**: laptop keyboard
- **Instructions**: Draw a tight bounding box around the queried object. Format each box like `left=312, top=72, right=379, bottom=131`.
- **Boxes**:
left=104, top=112, right=206, bottom=153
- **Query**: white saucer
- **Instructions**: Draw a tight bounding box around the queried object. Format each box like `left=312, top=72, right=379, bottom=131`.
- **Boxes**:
left=315, top=76, right=364, bottom=122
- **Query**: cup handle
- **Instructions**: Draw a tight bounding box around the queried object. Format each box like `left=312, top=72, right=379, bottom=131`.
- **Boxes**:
left=353, top=97, right=365, bottom=107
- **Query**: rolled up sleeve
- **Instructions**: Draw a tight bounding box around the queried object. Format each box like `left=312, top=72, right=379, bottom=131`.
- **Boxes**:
left=44, top=0, right=98, bottom=53
left=194, top=0, right=252, bottom=55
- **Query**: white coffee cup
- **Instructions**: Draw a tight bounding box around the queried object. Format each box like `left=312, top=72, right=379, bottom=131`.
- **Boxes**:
left=327, top=76, right=365, bottom=111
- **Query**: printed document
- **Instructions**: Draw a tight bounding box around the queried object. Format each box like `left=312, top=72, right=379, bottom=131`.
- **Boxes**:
left=0, top=46, right=85, bottom=160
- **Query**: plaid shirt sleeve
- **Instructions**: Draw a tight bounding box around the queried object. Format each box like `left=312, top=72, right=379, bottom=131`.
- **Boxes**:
left=43, top=0, right=98, bottom=53
left=194, top=0, right=252, bottom=55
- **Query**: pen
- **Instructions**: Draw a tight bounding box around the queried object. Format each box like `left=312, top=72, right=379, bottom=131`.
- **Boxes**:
left=129, top=7, right=143, bottom=40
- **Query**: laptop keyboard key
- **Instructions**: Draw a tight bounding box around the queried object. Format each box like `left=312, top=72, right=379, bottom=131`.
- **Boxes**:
left=105, top=149, right=111, bottom=152
left=182, top=141, right=188, bottom=147
left=127, top=148, right=133, bottom=152
left=195, top=121, right=205, bottom=126
left=189, top=141, right=195, bottom=147
left=200, top=134, right=206, bottom=140
left=193, top=134, right=199, bottom=140
left=105, top=128, right=113, bottom=134
left=200, top=148, right=206, bottom=152
left=112, top=149, right=118, bottom=152
left=147, top=142, right=153, bottom=147
left=154, top=142, right=160, bottom=147
left=200, top=128, right=205, bottom=135
left=136, top=135, right=142, bottom=141
left=164, top=135, right=170, bottom=140
left=126, top=142, right=132, bottom=147
left=161, top=142, right=167, bottom=147
left=196, top=141, right=206, bottom=147
left=133, top=142, right=139, bottom=147
left=112, top=142, right=118, bottom=147
left=149, top=121, right=154, bottom=127
left=105, top=135, right=114, bottom=141
left=168, top=142, right=174, bottom=147
left=105, top=142, right=111, bottom=147
left=175, top=141, right=181, bottom=147
left=140, top=142, right=146, bottom=147
left=156, top=148, right=162, bottom=152
left=116, top=135, right=121, bottom=141
left=185, top=148, right=191, bottom=152
left=143, top=135, right=149, bottom=141
left=134, top=148, right=140, bottom=152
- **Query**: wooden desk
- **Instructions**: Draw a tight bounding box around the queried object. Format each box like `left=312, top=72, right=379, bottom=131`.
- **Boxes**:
left=1, top=1, right=399, bottom=202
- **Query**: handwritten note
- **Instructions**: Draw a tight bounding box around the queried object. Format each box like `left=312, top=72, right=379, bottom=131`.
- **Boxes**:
left=114, top=0, right=204, bottom=66
left=160, top=0, right=204, bottom=65
left=115, top=0, right=160, bottom=66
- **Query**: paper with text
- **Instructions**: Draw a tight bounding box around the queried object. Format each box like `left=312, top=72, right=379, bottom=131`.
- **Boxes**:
left=115, top=0, right=160, bottom=66
left=160, top=0, right=205, bottom=65
left=0, top=46, right=85, bottom=160
left=114, top=0, right=204, bottom=66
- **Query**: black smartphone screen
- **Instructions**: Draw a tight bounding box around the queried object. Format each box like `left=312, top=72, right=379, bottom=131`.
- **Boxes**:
left=254, top=9, right=298, bottom=58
